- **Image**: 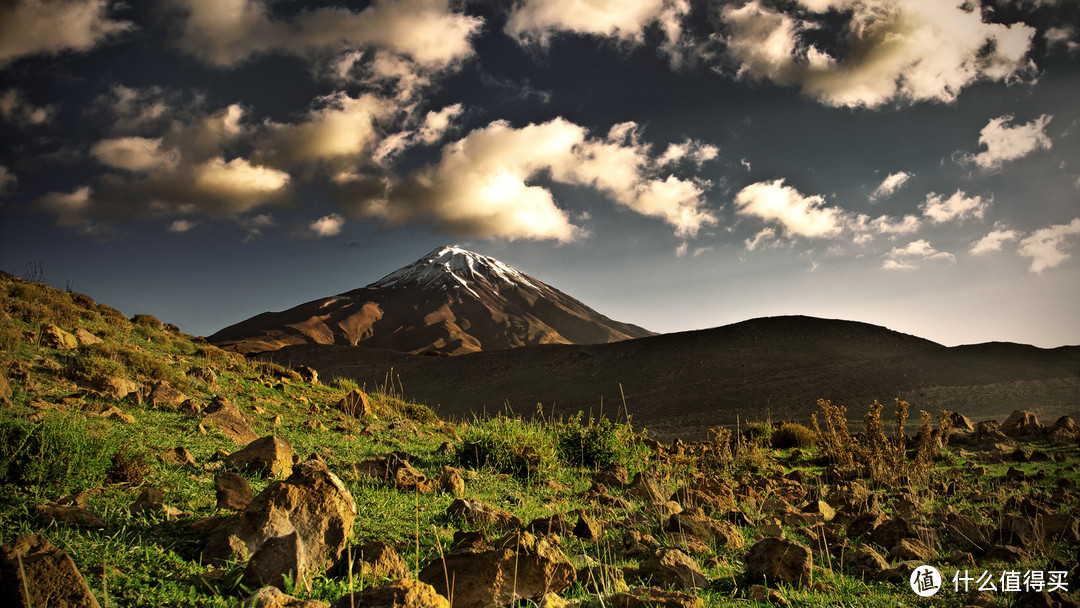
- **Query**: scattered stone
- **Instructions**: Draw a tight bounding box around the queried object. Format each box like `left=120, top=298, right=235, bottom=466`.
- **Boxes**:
left=295, top=366, right=319, bottom=384
left=842, top=545, right=889, bottom=578
left=575, top=512, right=603, bottom=541
left=580, top=483, right=632, bottom=509
left=1040, top=513, right=1080, bottom=542
left=227, top=436, right=295, bottom=478
left=446, top=499, right=523, bottom=530
left=438, top=466, right=465, bottom=498
left=948, top=412, right=976, bottom=432
left=129, top=487, right=182, bottom=518
left=671, top=478, right=735, bottom=514
left=331, top=579, right=448, bottom=608
left=334, top=540, right=410, bottom=581
left=846, top=513, right=885, bottom=540
left=801, top=500, right=835, bottom=522
left=627, top=473, right=664, bottom=503
left=888, top=538, right=932, bottom=562
left=149, top=380, right=188, bottom=408
left=162, top=446, right=197, bottom=467
left=529, top=513, right=574, bottom=536
left=637, top=549, right=707, bottom=591
left=664, top=508, right=744, bottom=549
left=336, top=389, right=373, bottom=418
left=1001, top=410, right=1044, bottom=437
left=215, top=472, right=255, bottom=511
left=245, top=586, right=329, bottom=608
left=749, top=584, right=788, bottom=606
left=204, top=459, right=356, bottom=590
left=596, top=464, right=629, bottom=487
left=869, top=516, right=919, bottom=550
left=82, top=402, right=136, bottom=424
left=979, top=545, right=1026, bottom=563
left=241, top=531, right=304, bottom=590
left=202, top=396, right=259, bottom=444
left=73, top=328, right=103, bottom=347
left=610, top=587, right=703, bottom=608
left=579, top=565, right=629, bottom=594
left=40, top=324, right=78, bottom=350
left=0, top=534, right=100, bottom=608
left=187, top=366, right=218, bottom=385
left=744, top=537, right=813, bottom=588
left=35, top=503, right=106, bottom=528
left=1011, top=591, right=1080, bottom=608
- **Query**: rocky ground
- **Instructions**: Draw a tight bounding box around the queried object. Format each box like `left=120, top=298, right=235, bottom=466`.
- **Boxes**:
left=0, top=273, right=1078, bottom=608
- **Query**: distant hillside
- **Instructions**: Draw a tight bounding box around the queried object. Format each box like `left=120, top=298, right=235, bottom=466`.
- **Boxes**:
left=267, top=316, right=1080, bottom=440
left=211, top=246, right=654, bottom=356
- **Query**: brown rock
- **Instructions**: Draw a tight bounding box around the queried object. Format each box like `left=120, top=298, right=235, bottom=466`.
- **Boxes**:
left=446, top=499, right=523, bottom=530
left=227, top=436, right=295, bottom=478
left=0, top=534, right=100, bottom=608
left=202, top=396, right=258, bottom=444
left=575, top=512, right=602, bottom=541
left=35, top=503, right=106, bottom=528
left=40, top=324, right=78, bottom=350
left=637, top=549, right=707, bottom=591
left=842, top=545, right=889, bottom=578
left=296, top=366, right=319, bottom=385
left=744, top=537, right=813, bottom=588
left=1040, top=513, right=1080, bottom=542
left=242, top=531, right=305, bottom=590
left=1001, top=410, right=1044, bottom=437
left=579, top=565, right=629, bottom=594
left=528, top=513, right=574, bottom=536
left=244, top=586, right=329, bottom=608
left=215, top=472, right=255, bottom=511
left=749, top=584, right=788, bottom=606
left=129, top=487, right=182, bottom=518
left=86, top=375, right=140, bottom=401
left=627, top=473, right=664, bottom=503
left=610, top=587, right=703, bottom=608
left=73, top=328, right=102, bottom=347
left=149, top=380, right=188, bottom=407
left=664, top=509, right=744, bottom=550
left=671, top=479, right=734, bottom=514
left=845, top=512, right=886, bottom=540
left=948, top=412, right=976, bottom=433
left=336, top=389, right=373, bottom=418
left=331, top=579, right=448, bottom=608
left=801, top=500, right=835, bottom=522
left=1011, top=591, right=1080, bottom=608
left=979, top=545, right=1026, bottom=563
left=187, top=366, right=218, bottom=385
left=596, top=464, right=629, bottom=487
left=888, top=538, right=932, bottom=562
left=870, top=516, right=919, bottom=550
left=337, top=540, right=410, bottom=581
left=204, top=459, right=357, bottom=590
left=163, top=446, right=197, bottom=467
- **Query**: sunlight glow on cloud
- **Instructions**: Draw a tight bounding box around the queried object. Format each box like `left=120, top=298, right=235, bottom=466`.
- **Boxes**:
left=506, top=0, right=689, bottom=52
left=733, top=179, right=844, bottom=238
left=920, top=190, right=989, bottom=223
left=719, top=0, right=1036, bottom=108
left=870, top=171, right=911, bottom=201
left=961, top=114, right=1053, bottom=170
left=0, top=0, right=131, bottom=66
left=310, top=213, right=345, bottom=238
left=168, top=219, right=197, bottom=233
left=0, top=89, right=57, bottom=126
left=970, top=228, right=1020, bottom=255
left=882, top=239, right=955, bottom=270
left=1018, top=218, right=1080, bottom=274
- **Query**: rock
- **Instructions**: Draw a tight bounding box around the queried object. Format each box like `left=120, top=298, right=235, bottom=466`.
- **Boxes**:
left=1001, top=410, right=1044, bottom=437
left=610, top=587, right=703, bottom=608
left=998, top=514, right=1037, bottom=548
left=355, top=454, right=436, bottom=493
left=295, top=366, right=319, bottom=385
left=749, top=584, right=788, bottom=606
left=1040, top=513, right=1080, bottom=542
left=35, top=503, right=106, bottom=527
left=841, top=545, right=889, bottom=578
left=846, top=513, right=886, bottom=540
left=242, top=531, right=305, bottom=590
left=446, top=499, right=523, bottom=530
left=637, top=549, right=707, bottom=591
left=202, top=396, right=259, bottom=444
left=187, top=366, right=218, bottom=385
left=869, top=516, right=919, bottom=550
left=0, top=534, right=100, bottom=608
left=82, top=402, right=136, bottom=424
left=888, top=538, right=932, bottom=562
left=627, top=473, right=664, bottom=503
left=1011, top=591, right=1080, bottom=608
left=204, top=459, right=357, bottom=590
left=40, top=324, right=78, bottom=350
left=418, top=534, right=574, bottom=608
left=744, top=537, right=813, bottom=588
left=227, top=436, right=295, bottom=478
left=596, top=464, right=629, bottom=487
left=335, top=540, right=410, bottom=581
left=979, top=545, right=1026, bottom=563
left=948, top=412, right=976, bottom=433
left=801, top=500, right=835, bottom=522
left=579, top=565, right=629, bottom=594
left=215, top=472, right=255, bottom=511
left=149, top=380, right=188, bottom=408
left=331, top=579, right=448, bottom=608
left=664, top=509, right=744, bottom=549
left=130, top=487, right=182, bottom=518
left=528, top=513, right=574, bottom=536
left=73, top=328, right=102, bottom=347
left=244, top=586, right=329, bottom=608
left=336, top=389, right=373, bottom=418
left=575, top=512, right=602, bottom=541
left=671, top=479, right=734, bottom=514
left=163, top=446, right=197, bottom=467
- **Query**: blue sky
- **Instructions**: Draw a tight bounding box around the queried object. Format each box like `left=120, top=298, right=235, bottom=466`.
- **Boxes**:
left=0, top=0, right=1077, bottom=348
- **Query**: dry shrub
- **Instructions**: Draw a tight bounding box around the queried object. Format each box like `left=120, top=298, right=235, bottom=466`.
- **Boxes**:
left=772, top=422, right=817, bottom=449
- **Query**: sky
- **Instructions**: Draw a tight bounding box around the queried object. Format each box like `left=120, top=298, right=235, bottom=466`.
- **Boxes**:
left=0, top=0, right=1078, bottom=349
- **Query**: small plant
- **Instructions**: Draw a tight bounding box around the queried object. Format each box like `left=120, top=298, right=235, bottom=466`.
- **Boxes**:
left=0, top=414, right=130, bottom=494
left=554, top=411, right=648, bottom=472
left=771, top=422, right=817, bottom=449
left=458, top=414, right=560, bottom=482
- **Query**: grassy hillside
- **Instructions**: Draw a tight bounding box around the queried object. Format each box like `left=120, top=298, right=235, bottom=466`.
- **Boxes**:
left=1, top=272, right=1078, bottom=607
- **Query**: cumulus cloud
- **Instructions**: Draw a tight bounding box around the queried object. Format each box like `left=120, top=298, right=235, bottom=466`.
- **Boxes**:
left=869, top=171, right=911, bottom=201
left=345, top=117, right=716, bottom=242
left=93, top=85, right=176, bottom=135
left=970, top=227, right=1019, bottom=255
left=920, top=190, right=989, bottom=223
left=733, top=179, right=844, bottom=238
left=659, top=139, right=720, bottom=168
left=960, top=114, right=1053, bottom=170
left=1017, top=218, right=1080, bottom=273
left=169, top=0, right=481, bottom=70
left=506, top=0, right=690, bottom=52
left=0, top=89, right=57, bottom=126
left=168, top=219, right=197, bottom=233
left=0, top=0, right=131, bottom=66
left=883, top=239, right=955, bottom=270
left=417, top=104, right=464, bottom=145
left=310, top=213, right=345, bottom=238
left=90, top=137, right=180, bottom=172
left=1045, top=26, right=1077, bottom=54
left=719, top=0, right=1035, bottom=108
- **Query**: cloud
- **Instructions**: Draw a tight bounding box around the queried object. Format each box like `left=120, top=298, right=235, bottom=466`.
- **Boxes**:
left=920, top=190, right=989, bottom=223
left=36, top=186, right=94, bottom=226
left=344, top=117, right=716, bottom=241
left=869, top=171, right=911, bottom=201
left=0, top=165, right=15, bottom=195
left=0, top=89, right=57, bottom=126
left=1017, top=218, right=1080, bottom=273
left=310, top=213, right=345, bottom=238
left=733, top=179, right=844, bottom=238
left=744, top=227, right=777, bottom=251
left=417, top=104, right=464, bottom=144
left=970, top=227, right=1020, bottom=255
left=959, top=114, right=1053, bottom=170
left=883, top=239, right=956, bottom=270
left=675, top=241, right=688, bottom=257
left=659, top=139, right=720, bottom=168
left=870, top=214, right=921, bottom=234
left=92, top=85, right=176, bottom=135
left=506, top=0, right=690, bottom=52
left=90, top=137, right=180, bottom=172
left=168, top=219, right=197, bottom=233
left=1045, top=26, right=1078, bottom=54
left=718, top=0, right=1036, bottom=108
left=0, top=0, right=131, bottom=66
left=169, top=0, right=481, bottom=70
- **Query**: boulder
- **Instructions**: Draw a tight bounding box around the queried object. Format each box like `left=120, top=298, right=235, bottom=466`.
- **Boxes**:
left=149, top=381, right=188, bottom=408
left=215, top=472, right=255, bottom=511
left=869, top=516, right=919, bottom=550
left=596, top=464, right=629, bottom=487
left=610, top=587, right=703, bottom=608
left=296, top=367, right=319, bottom=385
left=1001, top=410, right=1044, bottom=437
left=744, top=537, right=813, bottom=588
left=888, top=538, right=932, bottom=562
left=446, top=499, right=523, bottom=530
left=947, top=412, right=976, bottom=433
left=335, top=540, right=410, bottom=581
left=528, top=513, right=574, bottom=537
left=73, top=328, right=103, bottom=347
left=417, top=534, right=574, bottom=608
left=35, top=503, right=106, bottom=528
left=130, top=487, right=182, bottom=518
left=228, top=436, right=295, bottom=478
left=336, top=390, right=373, bottom=418
left=637, top=549, right=707, bottom=591
left=574, top=512, right=602, bottom=541
left=244, top=586, right=329, bottom=608
left=202, top=396, right=259, bottom=444
left=204, top=459, right=357, bottom=590
left=331, top=579, right=448, bottom=608
left=187, top=366, right=218, bottom=385
left=0, top=534, right=100, bottom=608
left=242, top=531, right=305, bottom=590
left=40, top=324, right=78, bottom=350
left=664, top=508, right=744, bottom=550
left=1040, top=513, right=1080, bottom=542
left=670, top=479, right=734, bottom=514
left=627, top=473, right=664, bottom=503
left=841, top=545, right=889, bottom=578
left=162, top=446, right=197, bottom=467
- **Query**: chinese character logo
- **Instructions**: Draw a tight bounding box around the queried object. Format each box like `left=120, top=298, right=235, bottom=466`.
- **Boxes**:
left=911, top=565, right=943, bottom=597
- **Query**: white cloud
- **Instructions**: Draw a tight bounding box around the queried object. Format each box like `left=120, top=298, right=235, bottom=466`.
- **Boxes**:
left=1045, top=26, right=1078, bottom=54
left=920, top=190, right=989, bottom=223
left=659, top=139, right=720, bottom=168
left=733, top=179, right=844, bottom=238
left=869, top=171, right=911, bottom=201
left=416, top=103, right=464, bottom=145
left=94, top=85, right=176, bottom=135
left=0, top=0, right=131, bottom=66
left=170, top=0, right=481, bottom=70
left=310, top=213, right=345, bottom=238
left=36, top=187, right=94, bottom=226
left=963, top=114, right=1053, bottom=170
left=1017, top=218, right=1080, bottom=274
left=0, top=89, right=57, bottom=126
left=168, top=219, right=197, bottom=233
left=871, top=214, right=921, bottom=234
left=506, top=0, right=689, bottom=52
left=90, top=137, right=180, bottom=172
left=883, top=239, right=955, bottom=269
left=970, top=228, right=1019, bottom=255
left=744, top=227, right=777, bottom=251
left=675, top=241, right=688, bottom=257
left=719, top=0, right=1036, bottom=108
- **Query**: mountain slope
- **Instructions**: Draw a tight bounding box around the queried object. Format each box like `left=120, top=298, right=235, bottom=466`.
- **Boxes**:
left=210, top=246, right=655, bottom=355
left=267, top=315, right=1080, bottom=440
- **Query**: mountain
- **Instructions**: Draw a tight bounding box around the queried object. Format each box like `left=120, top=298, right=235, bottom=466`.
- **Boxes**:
left=265, top=315, right=1080, bottom=441
left=210, top=246, right=655, bottom=355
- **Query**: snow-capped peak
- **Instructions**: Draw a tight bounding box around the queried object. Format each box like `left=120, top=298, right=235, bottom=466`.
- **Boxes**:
left=369, top=246, right=542, bottom=296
